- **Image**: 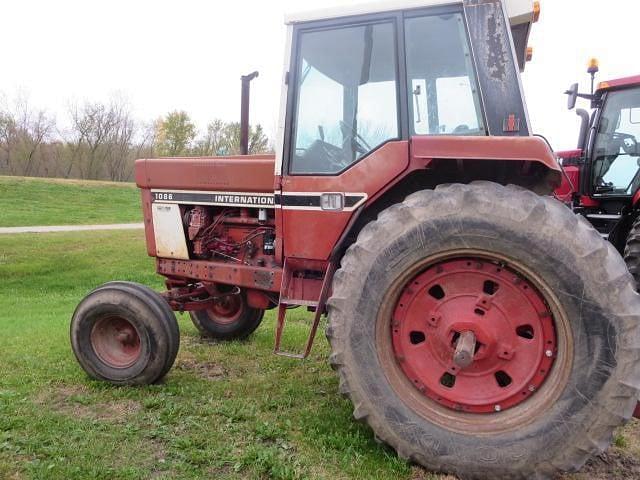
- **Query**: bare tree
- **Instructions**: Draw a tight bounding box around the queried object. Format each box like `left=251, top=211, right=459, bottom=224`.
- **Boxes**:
left=0, top=95, right=54, bottom=177
left=66, top=98, right=137, bottom=180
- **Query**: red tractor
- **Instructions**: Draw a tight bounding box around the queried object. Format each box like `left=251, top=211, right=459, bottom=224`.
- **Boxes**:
left=71, top=2, right=640, bottom=478
left=557, top=62, right=640, bottom=285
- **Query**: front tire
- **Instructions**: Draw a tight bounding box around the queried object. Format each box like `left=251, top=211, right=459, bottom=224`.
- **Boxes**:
left=71, top=282, right=180, bottom=385
left=327, top=182, right=640, bottom=479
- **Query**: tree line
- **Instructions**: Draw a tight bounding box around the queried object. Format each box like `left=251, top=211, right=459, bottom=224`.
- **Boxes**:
left=0, top=95, right=271, bottom=182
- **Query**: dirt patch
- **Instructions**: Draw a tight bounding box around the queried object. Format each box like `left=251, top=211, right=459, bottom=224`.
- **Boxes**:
left=176, top=358, right=227, bottom=381
left=410, top=467, right=456, bottom=479
left=34, top=384, right=141, bottom=422
left=180, top=334, right=222, bottom=348
left=566, top=450, right=640, bottom=479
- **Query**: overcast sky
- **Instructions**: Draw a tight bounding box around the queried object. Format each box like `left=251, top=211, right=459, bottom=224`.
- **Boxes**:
left=0, top=0, right=637, bottom=151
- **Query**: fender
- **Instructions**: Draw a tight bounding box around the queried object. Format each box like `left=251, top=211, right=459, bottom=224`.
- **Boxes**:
left=409, top=135, right=562, bottom=192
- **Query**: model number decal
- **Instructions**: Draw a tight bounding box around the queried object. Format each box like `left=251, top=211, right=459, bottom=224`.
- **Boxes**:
left=154, top=193, right=174, bottom=201
left=151, top=190, right=276, bottom=208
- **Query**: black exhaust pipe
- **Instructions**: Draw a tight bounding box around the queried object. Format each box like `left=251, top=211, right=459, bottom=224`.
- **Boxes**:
left=576, top=108, right=590, bottom=151
left=240, top=71, right=259, bottom=155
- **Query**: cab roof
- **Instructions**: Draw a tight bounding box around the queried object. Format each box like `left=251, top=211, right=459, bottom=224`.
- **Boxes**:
left=285, top=0, right=536, bottom=28
left=597, top=75, right=640, bottom=94
left=286, top=0, right=537, bottom=71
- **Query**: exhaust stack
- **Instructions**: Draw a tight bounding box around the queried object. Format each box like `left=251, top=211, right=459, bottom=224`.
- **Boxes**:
left=240, top=71, right=259, bottom=155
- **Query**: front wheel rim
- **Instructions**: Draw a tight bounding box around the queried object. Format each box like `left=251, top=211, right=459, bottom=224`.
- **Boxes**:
left=90, top=316, right=142, bottom=369
left=207, top=295, right=244, bottom=325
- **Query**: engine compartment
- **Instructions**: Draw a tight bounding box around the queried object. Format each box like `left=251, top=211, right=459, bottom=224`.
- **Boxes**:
left=184, top=205, right=276, bottom=267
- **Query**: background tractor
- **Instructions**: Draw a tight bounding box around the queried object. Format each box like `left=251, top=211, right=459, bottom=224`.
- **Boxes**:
left=556, top=62, right=640, bottom=286
left=71, top=1, right=640, bottom=478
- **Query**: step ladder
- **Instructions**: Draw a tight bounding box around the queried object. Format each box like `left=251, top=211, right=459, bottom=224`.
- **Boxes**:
left=273, top=261, right=335, bottom=359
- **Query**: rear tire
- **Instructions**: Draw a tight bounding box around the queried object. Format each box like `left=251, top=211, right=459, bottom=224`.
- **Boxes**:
left=327, top=182, right=640, bottom=479
left=624, top=216, right=640, bottom=290
left=71, top=282, right=180, bottom=385
left=189, top=289, right=264, bottom=340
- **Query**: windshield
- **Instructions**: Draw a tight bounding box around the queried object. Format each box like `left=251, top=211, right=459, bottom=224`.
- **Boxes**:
left=290, top=22, right=399, bottom=174
left=592, top=87, right=640, bottom=195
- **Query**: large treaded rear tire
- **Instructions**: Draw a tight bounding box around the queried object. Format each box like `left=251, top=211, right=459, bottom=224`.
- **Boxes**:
left=624, top=216, right=640, bottom=290
left=326, top=182, right=640, bottom=479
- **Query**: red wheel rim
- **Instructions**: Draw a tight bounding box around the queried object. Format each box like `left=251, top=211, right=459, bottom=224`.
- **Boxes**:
left=91, top=316, right=142, bottom=368
left=208, top=295, right=243, bottom=325
left=391, top=257, right=556, bottom=414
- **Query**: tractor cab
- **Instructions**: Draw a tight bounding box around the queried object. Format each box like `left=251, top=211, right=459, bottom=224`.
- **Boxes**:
left=558, top=63, right=640, bottom=250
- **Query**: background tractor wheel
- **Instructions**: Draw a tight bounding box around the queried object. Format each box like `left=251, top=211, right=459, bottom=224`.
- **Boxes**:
left=624, top=216, right=640, bottom=289
left=327, top=182, right=640, bottom=479
left=71, top=282, right=180, bottom=385
left=189, top=289, right=264, bottom=340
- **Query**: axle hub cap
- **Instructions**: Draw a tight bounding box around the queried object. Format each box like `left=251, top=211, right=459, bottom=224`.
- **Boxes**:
left=391, top=258, right=556, bottom=413
left=209, top=295, right=243, bottom=324
left=91, top=316, right=142, bottom=368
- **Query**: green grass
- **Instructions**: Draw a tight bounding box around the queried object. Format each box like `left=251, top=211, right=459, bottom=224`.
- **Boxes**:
left=0, top=184, right=637, bottom=479
left=0, top=176, right=141, bottom=227
left=0, top=230, right=425, bottom=480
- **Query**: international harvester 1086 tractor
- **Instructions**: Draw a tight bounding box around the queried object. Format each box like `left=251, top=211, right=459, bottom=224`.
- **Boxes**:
left=71, top=1, right=640, bottom=478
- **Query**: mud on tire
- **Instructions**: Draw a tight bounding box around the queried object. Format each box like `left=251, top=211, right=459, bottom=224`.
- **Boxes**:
left=327, top=182, right=640, bottom=479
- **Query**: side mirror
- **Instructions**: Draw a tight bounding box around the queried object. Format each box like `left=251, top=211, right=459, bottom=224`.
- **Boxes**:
left=565, top=83, right=579, bottom=110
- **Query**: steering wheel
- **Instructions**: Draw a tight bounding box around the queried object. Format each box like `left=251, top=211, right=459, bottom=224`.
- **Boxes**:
left=339, top=121, right=372, bottom=155
left=319, top=141, right=352, bottom=170
left=613, top=132, right=639, bottom=156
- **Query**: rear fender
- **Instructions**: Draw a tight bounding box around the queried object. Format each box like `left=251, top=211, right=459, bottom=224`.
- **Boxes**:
left=410, top=135, right=562, bottom=194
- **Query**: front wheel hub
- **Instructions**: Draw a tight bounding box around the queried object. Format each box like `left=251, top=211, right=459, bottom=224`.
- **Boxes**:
left=91, top=316, right=142, bottom=369
left=392, top=258, right=556, bottom=413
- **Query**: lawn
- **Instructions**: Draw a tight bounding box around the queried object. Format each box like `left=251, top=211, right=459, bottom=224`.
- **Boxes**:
left=0, top=176, right=141, bottom=227
left=0, top=230, right=420, bottom=480
left=0, top=207, right=639, bottom=479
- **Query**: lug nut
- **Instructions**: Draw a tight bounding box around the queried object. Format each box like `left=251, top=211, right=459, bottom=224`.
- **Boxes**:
left=528, top=385, right=536, bottom=392
left=545, top=350, right=553, bottom=357
left=494, top=404, right=501, bottom=412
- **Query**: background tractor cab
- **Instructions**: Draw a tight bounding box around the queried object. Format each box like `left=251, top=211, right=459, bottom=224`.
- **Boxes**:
left=557, top=62, right=640, bottom=257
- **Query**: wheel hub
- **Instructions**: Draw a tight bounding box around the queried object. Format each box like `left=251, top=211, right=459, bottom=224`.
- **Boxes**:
left=391, top=258, right=556, bottom=413
left=209, top=294, right=243, bottom=324
left=91, top=316, right=142, bottom=369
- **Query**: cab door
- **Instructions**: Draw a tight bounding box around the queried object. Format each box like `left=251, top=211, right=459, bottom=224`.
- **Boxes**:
left=278, top=16, right=406, bottom=261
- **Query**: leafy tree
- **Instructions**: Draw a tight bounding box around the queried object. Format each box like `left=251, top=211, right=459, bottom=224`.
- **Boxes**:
left=194, top=119, right=270, bottom=156
left=154, top=111, right=196, bottom=156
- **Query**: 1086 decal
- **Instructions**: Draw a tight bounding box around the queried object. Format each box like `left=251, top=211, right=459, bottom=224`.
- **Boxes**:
left=151, top=189, right=275, bottom=209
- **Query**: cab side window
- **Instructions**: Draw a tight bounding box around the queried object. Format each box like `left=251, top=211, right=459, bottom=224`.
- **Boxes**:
left=405, top=13, right=485, bottom=136
left=592, top=88, right=640, bottom=194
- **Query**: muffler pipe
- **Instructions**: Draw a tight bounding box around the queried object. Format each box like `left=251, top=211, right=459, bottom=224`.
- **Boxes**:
left=240, top=71, right=259, bottom=155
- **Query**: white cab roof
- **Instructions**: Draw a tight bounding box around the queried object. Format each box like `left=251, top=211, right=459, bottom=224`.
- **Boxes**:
left=286, top=0, right=535, bottom=27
